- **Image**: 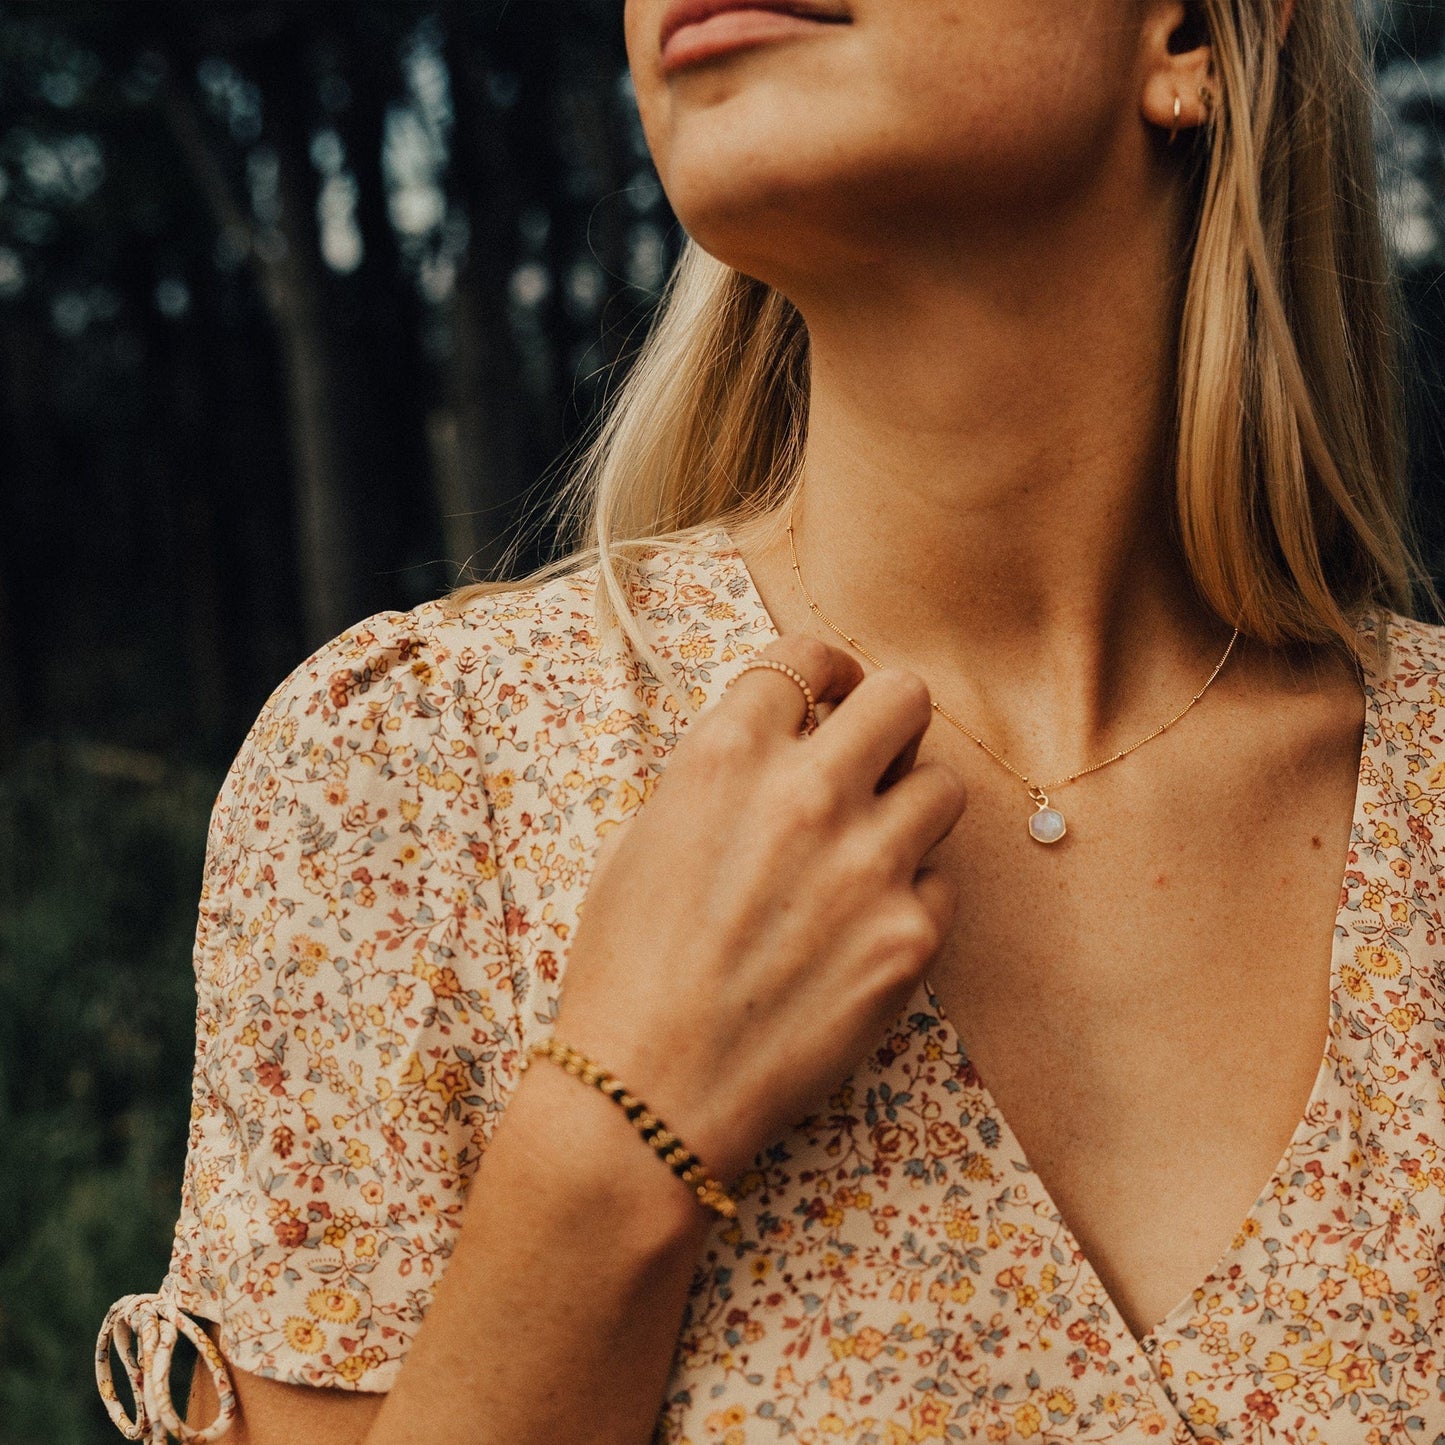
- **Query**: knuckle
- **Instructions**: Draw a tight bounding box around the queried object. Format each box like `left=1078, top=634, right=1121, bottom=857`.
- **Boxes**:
left=928, top=761, right=968, bottom=807
left=876, top=666, right=932, bottom=717
left=886, top=904, right=942, bottom=962
left=780, top=773, right=843, bottom=832
left=692, top=711, right=765, bottom=764
left=867, top=946, right=929, bottom=1003
left=777, top=634, right=834, bottom=677
left=832, top=835, right=890, bottom=891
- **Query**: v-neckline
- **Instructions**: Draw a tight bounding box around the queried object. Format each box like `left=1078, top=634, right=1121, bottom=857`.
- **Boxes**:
left=699, top=520, right=1384, bottom=1365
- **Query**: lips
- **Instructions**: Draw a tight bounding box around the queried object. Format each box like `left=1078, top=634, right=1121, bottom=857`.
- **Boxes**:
left=659, top=0, right=851, bottom=53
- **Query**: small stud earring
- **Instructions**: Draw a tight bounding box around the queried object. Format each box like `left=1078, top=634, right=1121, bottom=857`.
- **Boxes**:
left=1168, top=92, right=1182, bottom=144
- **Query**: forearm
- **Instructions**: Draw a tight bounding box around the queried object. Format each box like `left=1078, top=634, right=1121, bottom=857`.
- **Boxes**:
left=362, top=1059, right=717, bottom=1445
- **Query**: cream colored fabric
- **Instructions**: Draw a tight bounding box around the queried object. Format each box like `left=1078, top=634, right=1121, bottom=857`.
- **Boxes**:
left=97, top=525, right=1445, bottom=1442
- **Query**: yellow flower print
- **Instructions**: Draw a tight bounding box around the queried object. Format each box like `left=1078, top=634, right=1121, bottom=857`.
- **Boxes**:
left=819, top=1414, right=846, bottom=1434
left=418, top=761, right=464, bottom=794
left=289, top=935, right=328, bottom=976
left=1358, top=1265, right=1392, bottom=1300
left=1373, top=820, right=1401, bottom=848
left=1340, top=964, right=1373, bottom=1001
left=335, top=1355, right=369, bottom=1383
left=704, top=1405, right=746, bottom=1432
left=852, top=1326, right=887, bottom=1362
left=943, top=1211, right=978, bottom=1242
left=193, top=1161, right=222, bottom=1208
left=1300, top=1338, right=1334, bottom=1369
left=1327, top=1351, right=1378, bottom=1394
left=306, top=1288, right=362, bottom=1324
left=1187, top=1397, right=1219, bottom=1427
left=299, top=852, right=338, bottom=895
left=345, top=1139, right=372, bottom=1170
left=361, top=1182, right=384, bottom=1206
left=1044, top=1388, right=1075, bottom=1417
left=910, top=1396, right=949, bottom=1438
left=1232, top=1216, right=1262, bottom=1247
left=484, top=769, right=515, bottom=808
left=414, top=958, right=463, bottom=1000
left=283, top=1317, right=327, bottom=1354
left=1010, top=1402, right=1043, bottom=1438
left=1354, top=944, right=1403, bottom=977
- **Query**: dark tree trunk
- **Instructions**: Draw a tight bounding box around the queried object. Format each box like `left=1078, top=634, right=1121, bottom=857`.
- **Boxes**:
left=434, top=8, right=532, bottom=581
left=164, top=29, right=359, bottom=647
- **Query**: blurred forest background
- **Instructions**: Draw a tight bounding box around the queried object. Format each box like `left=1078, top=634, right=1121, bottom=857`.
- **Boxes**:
left=6, top=1, right=1445, bottom=1440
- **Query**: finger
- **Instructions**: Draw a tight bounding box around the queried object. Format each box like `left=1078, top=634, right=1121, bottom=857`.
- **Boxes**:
left=807, top=664, right=938, bottom=793
left=876, top=728, right=922, bottom=795
left=869, top=761, right=968, bottom=868
left=911, top=864, right=959, bottom=939
left=719, top=636, right=865, bottom=738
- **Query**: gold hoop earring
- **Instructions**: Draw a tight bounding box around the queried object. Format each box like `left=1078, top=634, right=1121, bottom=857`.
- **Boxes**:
left=1168, top=92, right=1182, bottom=145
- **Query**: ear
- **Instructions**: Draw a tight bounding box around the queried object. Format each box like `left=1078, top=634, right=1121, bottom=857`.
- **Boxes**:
left=1140, top=2, right=1214, bottom=142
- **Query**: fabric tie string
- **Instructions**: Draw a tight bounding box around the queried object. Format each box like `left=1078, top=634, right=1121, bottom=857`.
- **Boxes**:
left=95, top=1294, right=237, bottom=1443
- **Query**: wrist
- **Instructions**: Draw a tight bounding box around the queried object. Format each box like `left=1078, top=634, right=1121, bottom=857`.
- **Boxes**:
left=504, top=1053, right=724, bottom=1251
left=522, top=1038, right=739, bottom=1222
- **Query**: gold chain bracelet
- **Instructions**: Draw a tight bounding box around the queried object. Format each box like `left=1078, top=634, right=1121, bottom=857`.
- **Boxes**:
left=520, top=1038, right=739, bottom=1220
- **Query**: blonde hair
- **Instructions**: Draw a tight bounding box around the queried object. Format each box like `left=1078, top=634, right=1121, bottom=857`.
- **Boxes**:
left=446, top=0, right=1436, bottom=713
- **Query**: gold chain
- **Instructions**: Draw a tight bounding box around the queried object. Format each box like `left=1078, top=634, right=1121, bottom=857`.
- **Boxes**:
left=784, top=502, right=1240, bottom=800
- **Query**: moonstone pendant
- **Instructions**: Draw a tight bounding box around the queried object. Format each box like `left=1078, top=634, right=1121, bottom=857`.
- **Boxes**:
left=1028, top=804, right=1067, bottom=844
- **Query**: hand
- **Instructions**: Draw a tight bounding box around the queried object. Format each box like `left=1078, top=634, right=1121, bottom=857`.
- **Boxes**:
left=549, top=635, right=967, bottom=1183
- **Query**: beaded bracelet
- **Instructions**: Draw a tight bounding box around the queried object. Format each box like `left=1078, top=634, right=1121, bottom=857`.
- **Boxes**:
left=520, top=1038, right=739, bottom=1220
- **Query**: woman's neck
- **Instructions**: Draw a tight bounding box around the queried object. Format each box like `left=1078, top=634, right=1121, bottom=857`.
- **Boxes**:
left=729, top=209, right=1251, bottom=773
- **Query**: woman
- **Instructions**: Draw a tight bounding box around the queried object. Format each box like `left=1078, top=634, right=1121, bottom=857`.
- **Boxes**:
left=98, top=0, right=1445, bottom=1441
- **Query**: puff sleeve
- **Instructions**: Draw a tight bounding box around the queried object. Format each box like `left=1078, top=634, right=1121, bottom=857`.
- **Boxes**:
left=96, top=605, right=523, bottom=1437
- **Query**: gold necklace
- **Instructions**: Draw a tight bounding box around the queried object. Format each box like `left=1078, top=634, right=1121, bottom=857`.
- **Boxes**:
left=785, top=503, right=1241, bottom=844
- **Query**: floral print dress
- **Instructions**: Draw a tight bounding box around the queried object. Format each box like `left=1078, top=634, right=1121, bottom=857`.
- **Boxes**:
left=97, top=523, right=1445, bottom=1444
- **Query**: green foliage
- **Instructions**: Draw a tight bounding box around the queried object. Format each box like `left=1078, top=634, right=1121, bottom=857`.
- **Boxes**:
left=0, top=744, right=220, bottom=1445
